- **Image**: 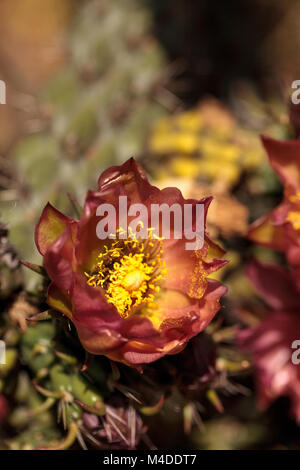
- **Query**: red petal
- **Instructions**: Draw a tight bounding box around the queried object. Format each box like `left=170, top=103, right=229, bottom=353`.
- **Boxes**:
left=262, top=135, right=300, bottom=190
left=238, top=310, right=300, bottom=423
left=246, top=259, right=300, bottom=311
left=47, top=283, right=73, bottom=319
left=73, top=323, right=126, bottom=354
left=71, top=273, right=121, bottom=329
left=35, top=202, right=75, bottom=256
left=98, top=158, right=155, bottom=203
left=43, top=226, right=75, bottom=292
left=248, top=212, right=286, bottom=250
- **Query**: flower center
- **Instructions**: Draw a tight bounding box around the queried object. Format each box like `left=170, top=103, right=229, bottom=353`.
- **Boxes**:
left=123, top=269, right=146, bottom=292
left=85, top=231, right=167, bottom=319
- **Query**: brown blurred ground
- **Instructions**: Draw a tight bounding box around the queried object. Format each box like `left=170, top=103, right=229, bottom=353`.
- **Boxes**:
left=0, top=0, right=76, bottom=154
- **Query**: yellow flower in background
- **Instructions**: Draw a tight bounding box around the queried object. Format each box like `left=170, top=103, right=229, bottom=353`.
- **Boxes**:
left=147, top=98, right=276, bottom=189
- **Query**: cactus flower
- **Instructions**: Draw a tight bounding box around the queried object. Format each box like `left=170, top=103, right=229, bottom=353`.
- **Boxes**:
left=239, top=259, right=300, bottom=423
left=34, top=158, right=227, bottom=366
left=248, top=136, right=300, bottom=289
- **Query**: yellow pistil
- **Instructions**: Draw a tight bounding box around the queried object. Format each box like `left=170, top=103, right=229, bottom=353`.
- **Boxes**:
left=85, top=230, right=167, bottom=319
left=123, top=269, right=146, bottom=292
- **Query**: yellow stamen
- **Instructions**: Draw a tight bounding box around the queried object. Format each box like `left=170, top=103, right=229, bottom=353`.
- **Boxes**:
left=286, top=211, right=300, bottom=230
left=85, top=229, right=167, bottom=319
left=289, top=191, right=300, bottom=203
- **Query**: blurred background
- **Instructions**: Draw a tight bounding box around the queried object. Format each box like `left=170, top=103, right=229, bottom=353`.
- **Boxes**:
left=1, top=0, right=300, bottom=450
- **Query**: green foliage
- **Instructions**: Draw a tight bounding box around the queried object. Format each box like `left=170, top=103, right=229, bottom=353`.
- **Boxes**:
left=4, top=0, right=167, bottom=289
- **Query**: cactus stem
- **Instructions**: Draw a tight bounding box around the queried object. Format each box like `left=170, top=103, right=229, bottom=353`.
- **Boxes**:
left=183, top=402, right=204, bottom=435
left=54, top=349, right=78, bottom=365
left=28, top=397, right=56, bottom=417
left=26, top=310, right=52, bottom=322
left=74, top=399, right=106, bottom=416
left=109, top=382, right=142, bottom=404
left=76, top=427, right=88, bottom=450
left=35, top=368, right=49, bottom=382
left=212, top=325, right=239, bottom=343
left=140, top=394, right=164, bottom=416
left=110, top=360, right=120, bottom=381
left=80, top=352, right=93, bottom=372
left=20, top=260, right=47, bottom=277
left=33, top=381, right=62, bottom=399
left=36, top=422, right=78, bottom=450
left=206, top=389, right=224, bottom=413
left=67, top=192, right=83, bottom=218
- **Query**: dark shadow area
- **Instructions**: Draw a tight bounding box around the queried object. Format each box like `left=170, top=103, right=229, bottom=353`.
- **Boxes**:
left=145, top=0, right=285, bottom=104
